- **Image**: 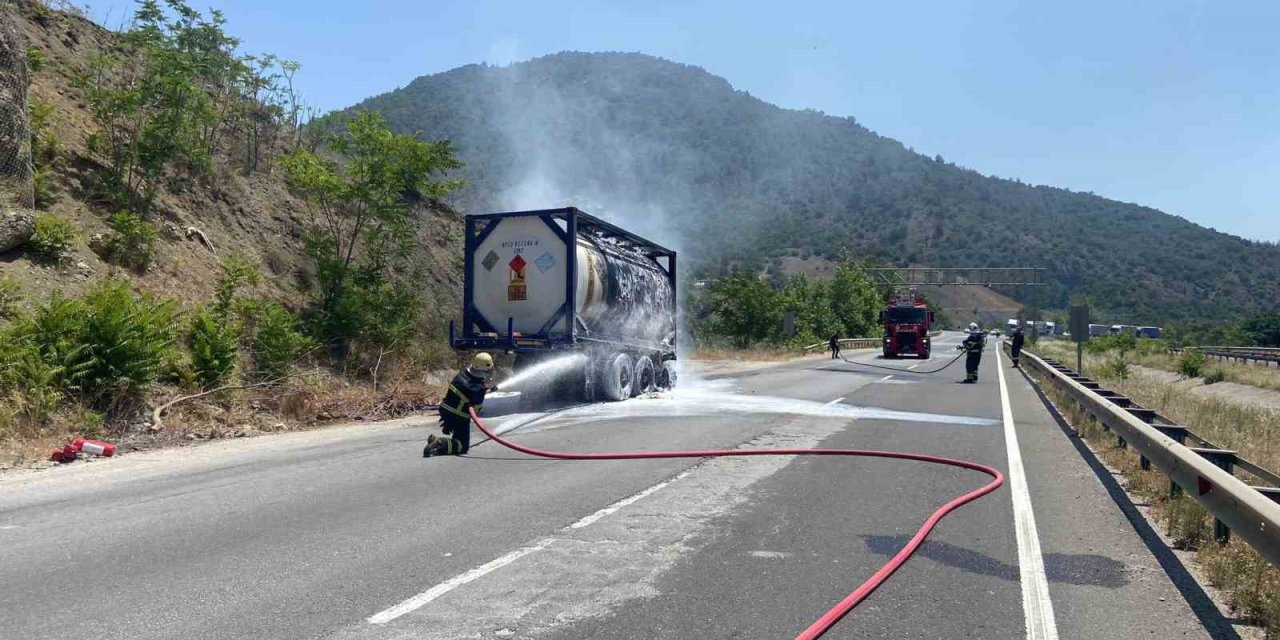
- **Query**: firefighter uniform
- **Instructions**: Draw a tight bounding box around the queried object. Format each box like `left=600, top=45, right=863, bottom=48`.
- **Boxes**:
left=960, top=330, right=986, bottom=383
left=425, top=356, right=492, bottom=457
left=1010, top=328, right=1025, bottom=368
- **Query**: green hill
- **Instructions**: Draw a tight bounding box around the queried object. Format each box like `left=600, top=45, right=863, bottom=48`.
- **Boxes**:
left=341, top=52, right=1280, bottom=323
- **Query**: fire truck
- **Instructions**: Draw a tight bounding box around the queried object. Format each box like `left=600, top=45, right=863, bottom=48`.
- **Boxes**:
left=880, top=289, right=934, bottom=359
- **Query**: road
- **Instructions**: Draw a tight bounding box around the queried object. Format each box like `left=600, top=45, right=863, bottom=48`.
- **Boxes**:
left=0, top=332, right=1239, bottom=639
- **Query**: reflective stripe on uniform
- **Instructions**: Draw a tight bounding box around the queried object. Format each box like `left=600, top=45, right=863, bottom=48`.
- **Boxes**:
left=441, top=383, right=472, bottom=418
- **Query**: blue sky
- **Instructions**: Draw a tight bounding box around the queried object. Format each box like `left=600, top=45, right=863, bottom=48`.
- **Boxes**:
left=90, top=0, right=1280, bottom=241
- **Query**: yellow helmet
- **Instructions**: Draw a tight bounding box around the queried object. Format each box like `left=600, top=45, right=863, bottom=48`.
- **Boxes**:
left=470, top=352, right=494, bottom=373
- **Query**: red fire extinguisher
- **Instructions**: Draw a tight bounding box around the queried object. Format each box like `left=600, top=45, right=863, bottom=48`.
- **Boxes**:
left=73, top=438, right=116, bottom=457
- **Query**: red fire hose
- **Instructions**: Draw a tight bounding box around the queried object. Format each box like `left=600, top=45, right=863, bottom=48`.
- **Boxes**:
left=469, top=408, right=1005, bottom=639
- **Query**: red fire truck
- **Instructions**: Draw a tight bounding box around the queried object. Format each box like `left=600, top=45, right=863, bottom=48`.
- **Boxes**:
left=881, top=289, right=934, bottom=359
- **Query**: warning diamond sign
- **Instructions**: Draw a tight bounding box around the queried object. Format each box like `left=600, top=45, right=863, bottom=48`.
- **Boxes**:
left=508, top=255, right=527, bottom=274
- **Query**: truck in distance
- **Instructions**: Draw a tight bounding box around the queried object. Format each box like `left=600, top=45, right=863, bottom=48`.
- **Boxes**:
left=881, top=289, right=933, bottom=359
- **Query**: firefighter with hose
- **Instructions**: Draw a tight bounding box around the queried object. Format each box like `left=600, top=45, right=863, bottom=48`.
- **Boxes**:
left=957, top=323, right=987, bottom=383
left=424, top=353, right=494, bottom=457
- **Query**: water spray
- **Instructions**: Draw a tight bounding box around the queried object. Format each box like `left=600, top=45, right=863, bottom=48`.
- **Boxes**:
left=496, top=353, right=589, bottom=391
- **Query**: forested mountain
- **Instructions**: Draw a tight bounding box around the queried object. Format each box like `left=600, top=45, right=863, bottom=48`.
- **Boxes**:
left=341, top=52, right=1280, bottom=323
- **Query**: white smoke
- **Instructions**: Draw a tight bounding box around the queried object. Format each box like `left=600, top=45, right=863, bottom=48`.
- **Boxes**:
left=483, top=54, right=694, bottom=252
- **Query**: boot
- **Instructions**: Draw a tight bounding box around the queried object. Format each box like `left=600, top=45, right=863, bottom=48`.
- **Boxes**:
left=423, top=434, right=440, bottom=458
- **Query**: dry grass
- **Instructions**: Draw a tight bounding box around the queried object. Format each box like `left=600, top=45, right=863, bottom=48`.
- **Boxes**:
left=690, top=344, right=807, bottom=362
left=0, top=368, right=452, bottom=471
left=1025, top=359, right=1280, bottom=637
left=1037, top=341, right=1280, bottom=475
left=1040, top=340, right=1280, bottom=393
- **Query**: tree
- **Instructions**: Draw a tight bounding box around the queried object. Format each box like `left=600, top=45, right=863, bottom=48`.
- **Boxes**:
left=703, top=273, right=780, bottom=348
left=1241, top=313, right=1280, bottom=347
left=829, top=261, right=880, bottom=338
left=778, top=275, right=840, bottom=343
left=279, top=112, right=461, bottom=355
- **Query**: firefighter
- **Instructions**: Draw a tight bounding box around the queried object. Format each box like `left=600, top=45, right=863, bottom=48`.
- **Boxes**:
left=1010, top=324, right=1025, bottom=368
left=424, top=353, right=494, bottom=457
left=829, top=332, right=842, bottom=360
left=957, top=323, right=986, bottom=383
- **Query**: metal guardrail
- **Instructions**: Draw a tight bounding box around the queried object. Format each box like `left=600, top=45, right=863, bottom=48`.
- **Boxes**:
left=803, top=338, right=880, bottom=352
left=1169, top=346, right=1280, bottom=367
left=1013, top=344, right=1280, bottom=567
left=802, top=331, right=944, bottom=353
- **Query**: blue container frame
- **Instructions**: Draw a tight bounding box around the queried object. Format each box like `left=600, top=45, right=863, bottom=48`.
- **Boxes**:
left=450, top=207, right=677, bottom=356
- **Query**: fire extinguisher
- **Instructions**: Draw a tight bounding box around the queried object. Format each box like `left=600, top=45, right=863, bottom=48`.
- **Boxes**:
left=73, top=438, right=116, bottom=457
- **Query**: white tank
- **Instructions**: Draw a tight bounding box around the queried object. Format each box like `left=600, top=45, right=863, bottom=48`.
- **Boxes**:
left=471, top=215, right=674, bottom=343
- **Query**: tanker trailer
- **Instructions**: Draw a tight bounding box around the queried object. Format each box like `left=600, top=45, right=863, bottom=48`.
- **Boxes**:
left=450, top=208, right=677, bottom=402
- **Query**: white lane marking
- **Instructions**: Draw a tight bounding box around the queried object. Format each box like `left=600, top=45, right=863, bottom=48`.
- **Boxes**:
left=368, top=468, right=695, bottom=625
left=368, top=540, right=553, bottom=624
left=878, top=375, right=894, bottom=382
left=996, top=348, right=1059, bottom=640
left=750, top=550, right=792, bottom=559
left=569, top=469, right=694, bottom=529
left=0, top=525, right=18, bottom=530
left=822, top=396, right=846, bottom=407
left=907, top=363, right=920, bottom=370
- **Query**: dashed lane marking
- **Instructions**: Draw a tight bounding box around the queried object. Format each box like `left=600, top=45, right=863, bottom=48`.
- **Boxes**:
left=367, top=468, right=696, bottom=625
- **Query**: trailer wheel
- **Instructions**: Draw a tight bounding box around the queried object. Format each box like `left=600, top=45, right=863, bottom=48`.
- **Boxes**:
left=633, top=357, right=656, bottom=396
left=599, top=353, right=634, bottom=402
left=659, top=361, right=678, bottom=390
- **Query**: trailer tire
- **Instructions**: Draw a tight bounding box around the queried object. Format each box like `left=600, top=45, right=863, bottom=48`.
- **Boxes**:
left=633, top=357, right=656, bottom=396
left=660, top=361, right=678, bottom=390
left=599, top=353, right=634, bottom=402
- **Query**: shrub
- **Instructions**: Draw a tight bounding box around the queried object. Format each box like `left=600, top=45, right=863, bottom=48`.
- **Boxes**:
left=0, top=349, right=64, bottom=430
left=189, top=306, right=240, bottom=389
left=1104, top=357, right=1130, bottom=381
left=32, top=167, right=56, bottom=207
left=99, top=212, right=158, bottom=272
left=10, top=279, right=178, bottom=409
left=28, top=213, right=76, bottom=262
left=1177, top=349, right=1205, bottom=379
left=253, top=303, right=313, bottom=382
left=0, top=276, right=21, bottom=319
left=26, top=45, right=46, bottom=73
left=1202, top=368, right=1226, bottom=385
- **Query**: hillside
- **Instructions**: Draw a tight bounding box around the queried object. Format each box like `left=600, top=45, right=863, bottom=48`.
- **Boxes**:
left=342, top=52, right=1280, bottom=324
left=0, top=1, right=465, bottom=462
left=2, top=2, right=461, bottom=307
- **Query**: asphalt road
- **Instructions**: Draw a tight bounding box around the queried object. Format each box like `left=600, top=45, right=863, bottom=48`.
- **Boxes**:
left=0, top=333, right=1237, bottom=639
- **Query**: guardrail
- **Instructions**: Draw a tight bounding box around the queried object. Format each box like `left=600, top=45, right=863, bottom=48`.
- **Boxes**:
left=802, top=331, right=944, bottom=353
left=803, top=338, right=880, bottom=352
left=1169, top=346, right=1280, bottom=367
left=1012, top=344, right=1280, bottom=568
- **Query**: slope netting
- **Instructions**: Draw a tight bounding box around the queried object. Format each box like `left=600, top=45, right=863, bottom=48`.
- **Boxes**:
left=0, top=0, right=33, bottom=216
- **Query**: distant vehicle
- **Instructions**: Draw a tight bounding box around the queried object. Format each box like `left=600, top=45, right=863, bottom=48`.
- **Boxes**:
left=989, top=329, right=1001, bottom=336
left=1089, top=324, right=1110, bottom=338
left=1006, top=318, right=1019, bottom=334
left=1137, top=326, right=1162, bottom=339
left=1044, top=321, right=1056, bottom=336
left=880, top=289, right=933, bottom=359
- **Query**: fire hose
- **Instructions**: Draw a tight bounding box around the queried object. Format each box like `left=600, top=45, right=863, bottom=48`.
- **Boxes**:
left=469, top=407, right=1005, bottom=639
left=837, top=349, right=967, bottom=374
